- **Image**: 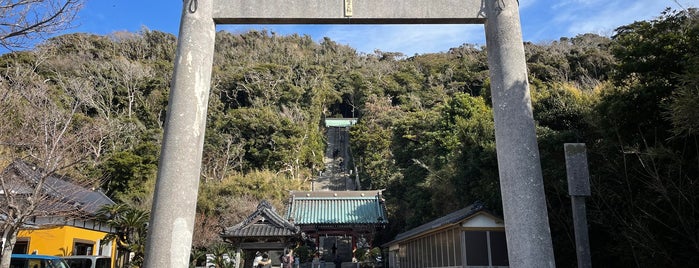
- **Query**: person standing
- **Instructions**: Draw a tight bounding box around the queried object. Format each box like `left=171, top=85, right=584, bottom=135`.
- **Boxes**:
left=280, top=249, right=294, bottom=268
left=252, top=251, right=263, bottom=268
left=261, top=252, right=272, bottom=268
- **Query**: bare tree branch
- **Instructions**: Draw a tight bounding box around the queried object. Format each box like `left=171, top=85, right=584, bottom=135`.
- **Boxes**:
left=0, top=50, right=105, bottom=268
left=0, top=0, right=83, bottom=50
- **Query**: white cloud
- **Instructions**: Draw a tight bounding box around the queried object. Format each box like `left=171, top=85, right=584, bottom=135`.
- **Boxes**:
left=550, top=0, right=686, bottom=37
left=321, top=25, right=484, bottom=55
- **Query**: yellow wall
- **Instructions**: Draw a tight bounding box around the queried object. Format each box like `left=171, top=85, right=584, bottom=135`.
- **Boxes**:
left=18, top=225, right=115, bottom=257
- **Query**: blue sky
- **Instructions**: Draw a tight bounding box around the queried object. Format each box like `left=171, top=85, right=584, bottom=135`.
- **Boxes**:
left=69, top=0, right=696, bottom=55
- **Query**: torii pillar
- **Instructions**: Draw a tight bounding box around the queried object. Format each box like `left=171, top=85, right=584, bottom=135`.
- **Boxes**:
left=485, top=0, right=556, bottom=266
left=143, top=0, right=555, bottom=267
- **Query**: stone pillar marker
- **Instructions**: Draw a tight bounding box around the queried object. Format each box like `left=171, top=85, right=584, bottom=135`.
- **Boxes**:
left=565, top=143, right=593, bottom=268
left=144, top=1, right=557, bottom=267
left=485, top=0, right=556, bottom=266
left=234, top=248, right=242, bottom=268
left=142, top=0, right=215, bottom=267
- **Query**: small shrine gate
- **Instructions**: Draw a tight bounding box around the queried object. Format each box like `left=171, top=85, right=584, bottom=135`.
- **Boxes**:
left=286, top=190, right=388, bottom=264
left=222, top=191, right=387, bottom=268
left=222, top=201, right=299, bottom=268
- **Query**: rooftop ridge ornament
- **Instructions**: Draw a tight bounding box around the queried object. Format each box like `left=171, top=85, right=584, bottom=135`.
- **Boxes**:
left=258, top=199, right=275, bottom=211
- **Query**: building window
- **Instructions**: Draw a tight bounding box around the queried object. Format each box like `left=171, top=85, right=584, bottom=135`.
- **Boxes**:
left=464, top=231, right=489, bottom=266
left=13, top=239, right=29, bottom=254
left=74, top=242, right=94, bottom=255
left=464, top=230, right=509, bottom=266
left=490, top=231, right=508, bottom=266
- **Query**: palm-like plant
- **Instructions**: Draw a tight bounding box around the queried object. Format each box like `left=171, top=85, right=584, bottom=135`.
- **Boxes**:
left=97, top=204, right=150, bottom=267
left=190, top=248, right=208, bottom=268
left=208, top=243, right=236, bottom=268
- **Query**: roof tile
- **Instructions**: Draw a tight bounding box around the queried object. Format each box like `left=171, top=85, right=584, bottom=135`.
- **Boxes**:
left=288, top=191, right=387, bottom=225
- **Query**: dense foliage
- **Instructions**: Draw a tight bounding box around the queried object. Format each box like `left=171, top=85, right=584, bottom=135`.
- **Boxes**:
left=0, top=8, right=697, bottom=267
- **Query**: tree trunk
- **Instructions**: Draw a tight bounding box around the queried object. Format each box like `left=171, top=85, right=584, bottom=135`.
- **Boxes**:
left=0, top=227, right=19, bottom=268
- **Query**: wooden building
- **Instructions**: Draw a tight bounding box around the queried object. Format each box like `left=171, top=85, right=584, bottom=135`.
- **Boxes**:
left=382, top=203, right=509, bottom=268
left=2, top=159, right=117, bottom=265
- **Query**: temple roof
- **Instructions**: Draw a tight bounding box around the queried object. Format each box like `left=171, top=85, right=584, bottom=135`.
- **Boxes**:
left=1, top=159, right=114, bottom=215
left=222, top=200, right=298, bottom=237
left=383, top=202, right=503, bottom=246
left=286, top=190, right=387, bottom=225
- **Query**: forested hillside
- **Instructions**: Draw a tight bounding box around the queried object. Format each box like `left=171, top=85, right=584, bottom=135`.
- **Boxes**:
left=0, top=8, right=696, bottom=267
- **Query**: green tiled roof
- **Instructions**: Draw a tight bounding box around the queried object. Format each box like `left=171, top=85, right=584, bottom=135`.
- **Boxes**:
left=324, top=118, right=357, bottom=128
left=287, top=191, right=387, bottom=225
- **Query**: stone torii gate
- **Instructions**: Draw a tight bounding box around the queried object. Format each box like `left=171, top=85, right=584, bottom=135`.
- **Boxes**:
left=143, top=0, right=555, bottom=267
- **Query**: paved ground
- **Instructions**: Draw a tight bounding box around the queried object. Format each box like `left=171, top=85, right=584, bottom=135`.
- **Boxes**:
left=311, top=127, right=357, bottom=191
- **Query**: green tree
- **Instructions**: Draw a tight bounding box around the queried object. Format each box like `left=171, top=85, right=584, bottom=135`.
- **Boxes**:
left=100, top=140, right=159, bottom=202
left=350, top=95, right=401, bottom=190
left=97, top=203, right=149, bottom=268
left=586, top=8, right=699, bottom=266
left=531, top=82, right=597, bottom=266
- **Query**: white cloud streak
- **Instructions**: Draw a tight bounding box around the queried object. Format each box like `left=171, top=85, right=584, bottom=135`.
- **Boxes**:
left=320, top=25, right=485, bottom=55
left=550, top=0, right=690, bottom=37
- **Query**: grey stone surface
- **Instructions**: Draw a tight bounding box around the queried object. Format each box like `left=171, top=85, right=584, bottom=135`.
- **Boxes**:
left=143, top=1, right=216, bottom=267
left=485, top=0, right=555, bottom=266
left=313, top=127, right=356, bottom=191
left=571, top=197, right=592, bottom=268
left=213, top=0, right=485, bottom=24
left=565, top=143, right=592, bottom=268
left=565, top=143, right=591, bottom=196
